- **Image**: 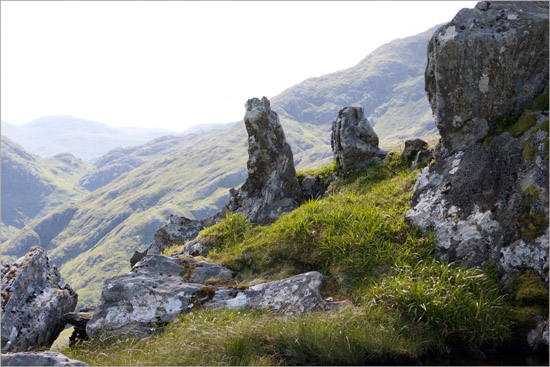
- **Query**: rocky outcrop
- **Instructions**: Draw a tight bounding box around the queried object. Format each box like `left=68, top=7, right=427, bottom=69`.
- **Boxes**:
left=1, top=352, right=87, bottom=366
left=86, top=255, right=234, bottom=337
left=1, top=247, right=78, bottom=352
left=226, top=97, right=303, bottom=223
left=87, top=252, right=334, bottom=337
left=147, top=97, right=303, bottom=255
left=331, top=107, right=386, bottom=172
left=406, top=2, right=549, bottom=283
left=425, top=1, right=549, bottom=155
left=528, top=316, right=549, bottom=352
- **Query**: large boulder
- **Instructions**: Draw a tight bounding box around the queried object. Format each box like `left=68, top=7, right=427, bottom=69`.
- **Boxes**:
left=406, top=2, right=549, bottom=283
left=86, top=255, right=234, bottom=338
left=226, top=97, right=303, bottom=223
left=425, top=1, right=549, bottom=154
left=1, top=352, right=87, bottom=366
left=331, top=106, right=386, bottom=173
left=1, top=247, right=77, bottom=352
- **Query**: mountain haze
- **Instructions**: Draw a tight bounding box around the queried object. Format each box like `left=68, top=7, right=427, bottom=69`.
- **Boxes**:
left=2, top=116, right=177, bottom=162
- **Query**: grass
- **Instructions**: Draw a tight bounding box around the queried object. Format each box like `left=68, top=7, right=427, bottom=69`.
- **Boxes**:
left=62, top=155, right=515, bottom=365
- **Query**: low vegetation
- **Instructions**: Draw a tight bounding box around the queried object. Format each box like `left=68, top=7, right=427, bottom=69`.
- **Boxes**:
left=62, top=155, right=514, bottom=365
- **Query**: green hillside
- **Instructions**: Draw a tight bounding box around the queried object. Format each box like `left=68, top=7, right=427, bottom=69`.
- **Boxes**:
left=1, top=136, right=91, bottom=242
left=271, top=26, right=438, bottom=149
left=2, top=118, right=331, bottom=306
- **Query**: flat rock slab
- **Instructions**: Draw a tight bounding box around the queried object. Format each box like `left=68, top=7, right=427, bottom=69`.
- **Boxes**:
left=210, top=271, right=328, bottom=313
left=1, top=246, right=77, bottom=352
left=1, top=352, right=87, bottom=366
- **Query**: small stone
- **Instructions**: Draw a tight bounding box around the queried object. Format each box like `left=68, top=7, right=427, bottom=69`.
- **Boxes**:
left=401, top=139, right=428, bottom=162
left=475, top=1, right=490, bottom=11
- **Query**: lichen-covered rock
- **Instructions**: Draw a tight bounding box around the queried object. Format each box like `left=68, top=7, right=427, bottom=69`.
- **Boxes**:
left=407, top=1, right=549, bottom=283
left=86, top=255, right=233, bottom=337
left=1, top=247, right=77, bottom=352
left=146, top=214, right=220, bottom=256
left=1, top=352, right=87, bottom=366
left=401, top=139, right=428, bottom=161
left=425, top=1, right=549, bottom=154
left=227, top=97, right=303, bottom=223
left=209, top=271, right=328, bottom=313
left=331, top=106, right=386, bottom=172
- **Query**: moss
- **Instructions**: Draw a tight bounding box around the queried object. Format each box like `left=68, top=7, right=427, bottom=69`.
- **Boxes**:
left=495, top=112, right=517, bottom=134
left=520, top=210, right=547, bottom=240
left=179, top=261, right=199, bottom=280
left=508, top=113, right=537, bottom=137
left=523, top=185, right=541, bottom=200
left=515, top=270, right=549, bottom=305
left=2, top=292, right=10, bottom=308
left=511, top=306, right=545, bottom=332
left=204, top=277, right=235, bottom=287
left=524, top=89, right=549, bottom=111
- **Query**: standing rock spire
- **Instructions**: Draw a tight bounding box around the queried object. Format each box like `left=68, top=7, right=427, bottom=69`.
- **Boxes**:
left=227, top=97, right=302, bottom=223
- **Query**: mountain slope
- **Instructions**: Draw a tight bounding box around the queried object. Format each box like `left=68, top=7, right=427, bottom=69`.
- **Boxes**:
left=2, top=116, right=176, bottom=162
left=0, top=136, right=91, bottom=242
left=2, top=118, right=331, bottom=306
left=271, top=25, right=439, bottom=148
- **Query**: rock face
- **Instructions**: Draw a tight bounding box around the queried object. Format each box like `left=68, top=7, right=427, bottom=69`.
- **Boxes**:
left=331, top=106, right=386, bottom=172
left=1, top=352, right=87, bottom=366
left=528, top=316, right=549, bottom=351
left=1, top=246, right=78, bottom=352
left=227, top=97, right=302, bottom=223
left=87, top=252, right=332, bottom=337
left=425, top=1, right=549, bottom=155
left=406, top=1, right=549, bottom=283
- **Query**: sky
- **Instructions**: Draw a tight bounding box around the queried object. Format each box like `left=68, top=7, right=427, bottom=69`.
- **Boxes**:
left=1, top=1, right=476, bottom=132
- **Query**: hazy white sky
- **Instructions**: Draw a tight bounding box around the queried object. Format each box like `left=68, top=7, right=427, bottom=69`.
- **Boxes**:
left=1, top=1, right=476, bottom=132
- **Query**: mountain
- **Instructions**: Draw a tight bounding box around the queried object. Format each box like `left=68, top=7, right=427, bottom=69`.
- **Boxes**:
left=0, top=136, right=91, bottom=242
left=271, top=25, right=439, bottom=149
left=1, top=117, right=331, bottom=305
left=2, top=25, right=441, bottom=306
left=2, top=116, right=176, bottom=162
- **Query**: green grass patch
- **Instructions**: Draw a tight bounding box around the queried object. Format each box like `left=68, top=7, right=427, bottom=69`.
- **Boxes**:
left=62, top=306, right=439, bottom=366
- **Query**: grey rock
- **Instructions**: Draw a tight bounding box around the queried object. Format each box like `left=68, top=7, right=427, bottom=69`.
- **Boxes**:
left=1, top=246, right=77, bottom=352
left=63, top=308, right=94, bottom=344
left=426, top=1, right=549, bottom=154
left=300, top=175, right=324, bottom=200
left=411, top=149, right=434, bottom=170
left=86, top=255, right=233, bottom=337
left=408, top=0, right=549, bottom=282
left=401, top=139, right=428, bottom=161
left=227, top=97, right=303, bottom=223
left=210, top=271, right=328, bottom=313
left=527, top=316, right=549, bottom=351
left=475, top=1, right=490, bottom=11
left=181, top=240, right=209, bottom=257
left=331, top=106, right=386, bottom=173
left=146, top=214, right=220, bottom=256
left=1, top=352, right=87, bottom=366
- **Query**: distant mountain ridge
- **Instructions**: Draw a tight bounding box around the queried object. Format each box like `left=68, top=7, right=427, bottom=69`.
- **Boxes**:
left=2, top=116, right=177, bottom=162
left=2, top=25, right=442, bottom=307
left=271, top=25, right=440, bottom=147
